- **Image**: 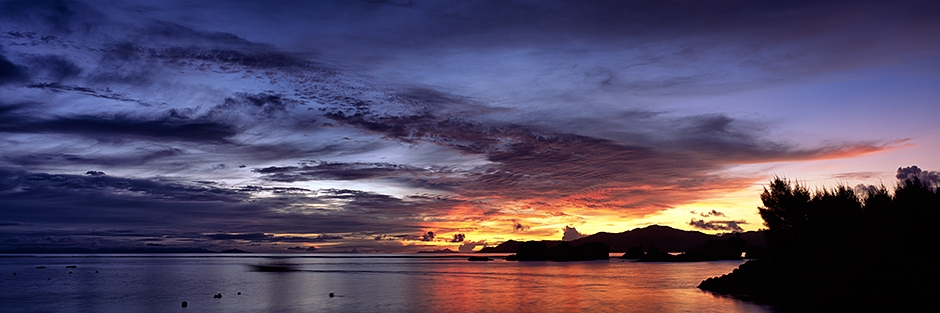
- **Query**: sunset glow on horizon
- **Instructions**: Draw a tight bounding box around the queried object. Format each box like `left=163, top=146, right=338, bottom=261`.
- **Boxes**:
left=2, top=0, right=939, bottom=253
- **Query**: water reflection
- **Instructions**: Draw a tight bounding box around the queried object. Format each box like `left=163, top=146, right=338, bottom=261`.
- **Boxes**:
left=418, top=259, right=769, bottom=313
left=0, top=255, right=771, bottom=313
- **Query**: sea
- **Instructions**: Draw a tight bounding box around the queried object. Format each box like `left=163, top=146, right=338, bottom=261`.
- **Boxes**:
left=0, top=254, right=772, bottom=313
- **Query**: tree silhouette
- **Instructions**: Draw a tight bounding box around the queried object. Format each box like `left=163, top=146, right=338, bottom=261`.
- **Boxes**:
left=701, top=171, right=940, bottom=309
left=757, top=177, right=811, bottom=260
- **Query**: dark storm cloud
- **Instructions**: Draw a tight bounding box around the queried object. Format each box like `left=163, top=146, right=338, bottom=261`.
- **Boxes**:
left=314, top=234, right=344, bottom=241
left=204, top=232, right=270, bottom=241
left=0, top=112, right=237, bottom=143
left=0, top=102, right=29, bottom=117
left=698, top=210, right=726, bottom=218
left=7, top=0, right=940, bottom=98
left=0, top=0, right=96, bottom=34
left=25, top=83, right=150, bottom=104
left=689, top=219, right=746, bottom=233
left=421, top=231, right=435, bottom=241
left=667, top=114, right=900, bottom=164
left=3, top=149, right=185, bottom=168
left=0, top=168, right=246, bottom=202
left=25, top=55, right=82, bottom=82
left=0, top=0, right=306, bottom=69
left=325, top=102, right=888, bottom=213
left=0, top=53, right=28, bottom=84
left=0, top=4, right=388, bottom=174
left=96, top=20, right=323, bottom=71
left=0, top=169, right=368, bottom=229
left=254, top=161, right=423, bottom=182
left=4, top=0, right=895, bottom=186
left=0, top=167, right=460, bottom=249
left=512, top=220, right=528, bottom=232
left=235, top=0, right=940, bottom=96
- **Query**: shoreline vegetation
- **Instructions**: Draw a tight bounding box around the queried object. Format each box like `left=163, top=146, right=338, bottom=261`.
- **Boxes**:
left=698, top=175, right=940, bottom=309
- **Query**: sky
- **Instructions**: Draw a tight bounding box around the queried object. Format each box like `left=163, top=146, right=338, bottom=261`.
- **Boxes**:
left=1, top=0, right=939, bottom=253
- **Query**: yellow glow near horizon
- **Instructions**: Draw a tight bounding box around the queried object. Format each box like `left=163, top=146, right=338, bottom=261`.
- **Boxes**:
left=267, top=155, right=924, bottom=251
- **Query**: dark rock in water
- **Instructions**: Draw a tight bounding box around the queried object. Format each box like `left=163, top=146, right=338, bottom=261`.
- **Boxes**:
left=35, top=266, right=46, bottom=269
left=549, top=242, right=610, bottom=261
left=329, top=293, right=334, bottom=298
left=637, top=237, right=746, bottom=262
left=66, top=265, right=77, bottom=268
left=686, top=237, right=746, bottom=260
left=95, top=270, right=98, bottom=273
left=68, top=271, right=72, bottom=274
left=641, top=246, right=671, bottom=261
left=467, top=256, right=491, bottom=261
left=620, top=245, right=644, bottom=259
left=213, top=293, right=222, bottom=299
left=12, top=273, right=15, bottom=276
left=181, top=301, right=188, bottom=308
left=510, top=241, right=548, bottom=261
left=237, top=292, right=241, bottom=295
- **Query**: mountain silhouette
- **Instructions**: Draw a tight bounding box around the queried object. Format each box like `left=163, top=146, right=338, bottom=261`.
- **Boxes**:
left=478, top=225, right=764, bottom=253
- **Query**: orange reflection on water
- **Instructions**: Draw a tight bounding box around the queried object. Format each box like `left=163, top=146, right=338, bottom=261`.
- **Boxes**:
left=419, top=259, right=770, bottom=313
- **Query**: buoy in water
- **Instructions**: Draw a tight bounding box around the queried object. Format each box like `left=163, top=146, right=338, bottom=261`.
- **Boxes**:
left=181, top=301, right=188, bottom=307
left=329, top=293, right=334, bottom=298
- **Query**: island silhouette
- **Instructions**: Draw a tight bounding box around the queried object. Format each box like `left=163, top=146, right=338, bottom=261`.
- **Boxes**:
left=479, top=224, right=762, bottom=262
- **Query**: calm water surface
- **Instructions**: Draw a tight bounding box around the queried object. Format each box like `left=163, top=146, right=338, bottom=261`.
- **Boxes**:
left=0, top=254, right=771, bottom=313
